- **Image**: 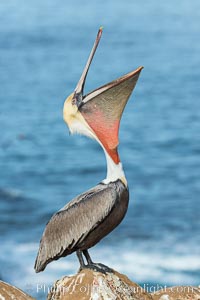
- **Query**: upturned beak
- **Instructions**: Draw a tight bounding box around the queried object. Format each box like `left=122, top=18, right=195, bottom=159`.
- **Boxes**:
left=71, top=28, right=143, bottom=164
left=73, top=27, right=103, bottom=107
left=79, top=66, right=143, bottom=163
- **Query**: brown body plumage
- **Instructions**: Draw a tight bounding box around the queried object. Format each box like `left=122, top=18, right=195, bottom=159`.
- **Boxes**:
left=35, top=180, right=128, bottom=272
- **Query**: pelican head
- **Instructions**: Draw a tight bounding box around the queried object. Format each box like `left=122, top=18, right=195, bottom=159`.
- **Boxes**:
left=63, top=27, right=143, bottom=164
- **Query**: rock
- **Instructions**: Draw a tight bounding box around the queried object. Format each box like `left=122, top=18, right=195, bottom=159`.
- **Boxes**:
left=0, top=280, right=35, bottom=300
left=151, top=286, right=200, bottom=300
left=1, top=270, right=199, bottom=300
left=47, top=268, right=152, bottom=300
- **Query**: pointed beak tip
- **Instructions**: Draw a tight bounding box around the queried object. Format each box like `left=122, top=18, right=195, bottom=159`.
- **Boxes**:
left=138, top=66, right=144, bottom=71
left=136, top=66, right=144, bottom=75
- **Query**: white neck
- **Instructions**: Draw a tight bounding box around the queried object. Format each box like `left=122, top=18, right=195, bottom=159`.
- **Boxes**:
left=102, top=149, right=127, bottom=186
left=67, top=112, right=127, bottom=186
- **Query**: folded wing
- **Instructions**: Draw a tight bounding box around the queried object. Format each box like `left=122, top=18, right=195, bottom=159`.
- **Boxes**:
left=34, top=183, right=117, bottom=272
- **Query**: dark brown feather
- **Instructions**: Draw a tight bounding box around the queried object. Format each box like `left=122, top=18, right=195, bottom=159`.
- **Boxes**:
left=34, top=180, right=128, bottom=272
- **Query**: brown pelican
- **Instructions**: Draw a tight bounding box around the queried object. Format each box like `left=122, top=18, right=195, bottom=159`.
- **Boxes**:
left=34, top=27, right=143, bottom=273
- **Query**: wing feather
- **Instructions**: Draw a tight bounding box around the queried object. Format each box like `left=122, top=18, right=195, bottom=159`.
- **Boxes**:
left=35, top=183, right=117, bottom=272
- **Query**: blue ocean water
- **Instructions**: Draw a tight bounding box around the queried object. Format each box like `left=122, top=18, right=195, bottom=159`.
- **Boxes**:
left=0, top=0, right=200, bottom=298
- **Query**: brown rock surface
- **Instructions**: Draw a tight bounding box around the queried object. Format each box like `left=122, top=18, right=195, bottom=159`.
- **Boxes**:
left=47, top=268, right=200, bottom=300
left=1, top=270, right=199, bottom=300
left=47, top=269, right=152, bottom=300
left=0, top=280, right=35, bottom=300
left=151, top=286, right=200, bottom=300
